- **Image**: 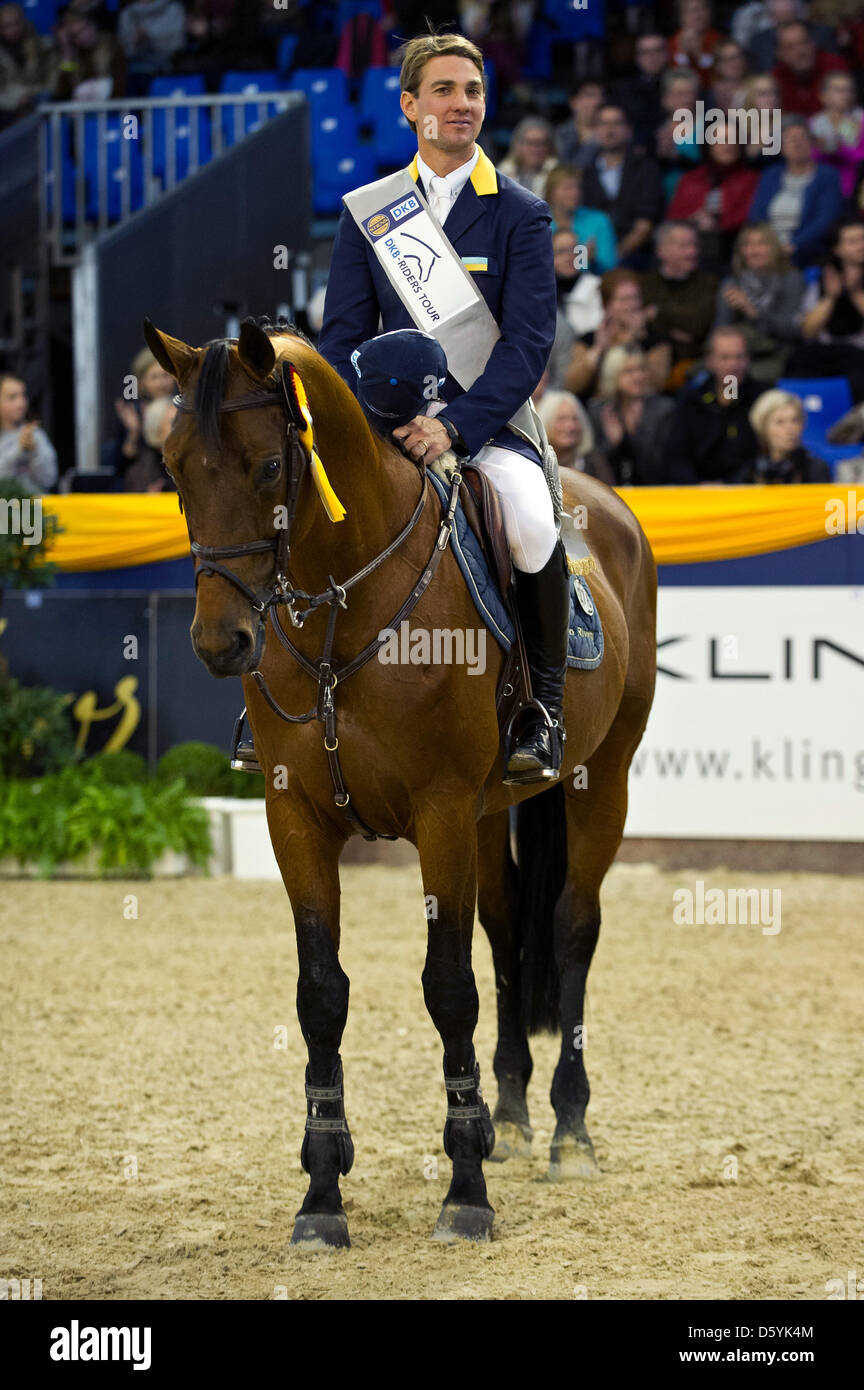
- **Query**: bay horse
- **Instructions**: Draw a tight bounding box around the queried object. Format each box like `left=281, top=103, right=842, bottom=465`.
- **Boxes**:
left=144, top=316, right=657, bottom=1247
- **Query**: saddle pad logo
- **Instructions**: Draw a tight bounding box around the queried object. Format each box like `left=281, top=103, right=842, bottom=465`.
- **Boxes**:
left=366, top=212, right=391, bottom=238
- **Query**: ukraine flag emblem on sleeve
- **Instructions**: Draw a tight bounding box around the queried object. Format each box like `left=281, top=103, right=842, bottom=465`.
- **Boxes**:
left=461, top=256, right=489, bottom=272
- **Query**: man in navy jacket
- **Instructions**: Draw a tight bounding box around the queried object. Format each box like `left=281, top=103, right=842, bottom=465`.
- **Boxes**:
left=317, top=32, right=569, bottom=783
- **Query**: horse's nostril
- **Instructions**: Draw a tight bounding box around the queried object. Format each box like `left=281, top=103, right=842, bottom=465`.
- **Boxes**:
left=233, top=629, right=252, bottom=656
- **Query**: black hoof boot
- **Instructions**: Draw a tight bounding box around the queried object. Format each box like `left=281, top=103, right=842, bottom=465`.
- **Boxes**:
left=504, top=541, right=569, bottom=785
left=290, top=1211, right=351, bottom=1249
left=432, top=1202, right=494, bottom=1243
left=230, top=707, right=262, bottom=774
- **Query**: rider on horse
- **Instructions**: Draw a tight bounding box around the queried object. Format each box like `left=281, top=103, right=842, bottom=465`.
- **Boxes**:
left=316, top=31, right=571, bottom=783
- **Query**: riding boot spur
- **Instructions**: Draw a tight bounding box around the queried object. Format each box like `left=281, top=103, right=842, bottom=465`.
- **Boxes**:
left=505, top=538, right=570, bottom=784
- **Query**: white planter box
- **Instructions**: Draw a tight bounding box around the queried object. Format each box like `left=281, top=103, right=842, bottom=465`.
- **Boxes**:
left=0, top=847, right=199, bottom=879
left=196, top=796, right=280, bottom=880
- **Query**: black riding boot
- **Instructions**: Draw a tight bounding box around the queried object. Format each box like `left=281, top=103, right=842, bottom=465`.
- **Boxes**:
left=504, top=539, right=570, bottom=785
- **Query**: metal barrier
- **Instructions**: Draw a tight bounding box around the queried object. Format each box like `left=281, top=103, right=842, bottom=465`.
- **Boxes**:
left=39, top=91, right=302, bottom=266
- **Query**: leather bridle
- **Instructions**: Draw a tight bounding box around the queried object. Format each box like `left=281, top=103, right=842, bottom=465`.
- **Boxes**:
left=172, top=359, right=463, bottom=840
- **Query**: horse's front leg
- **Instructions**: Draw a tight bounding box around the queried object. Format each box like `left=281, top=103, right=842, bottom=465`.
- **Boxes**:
left=272, top=808, right=353, bottom=1249
left=416, top=803, right=495, bottom=1242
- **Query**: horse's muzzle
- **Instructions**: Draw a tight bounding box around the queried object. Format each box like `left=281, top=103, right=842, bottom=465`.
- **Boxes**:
left=191, top=621, right=264, bottom=678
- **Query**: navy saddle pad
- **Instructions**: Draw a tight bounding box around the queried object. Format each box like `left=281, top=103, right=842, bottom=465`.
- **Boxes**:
left=427, top=471, right=603, bottom=670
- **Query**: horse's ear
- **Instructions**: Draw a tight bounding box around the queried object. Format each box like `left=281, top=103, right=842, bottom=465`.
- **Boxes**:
left=143, top=319, right=197, bottom=382
left=237, top=319, right=276, bottom=382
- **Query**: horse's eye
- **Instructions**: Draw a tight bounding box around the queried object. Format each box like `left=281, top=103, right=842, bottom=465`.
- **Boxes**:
left=261, top=457, right=281, bottom=482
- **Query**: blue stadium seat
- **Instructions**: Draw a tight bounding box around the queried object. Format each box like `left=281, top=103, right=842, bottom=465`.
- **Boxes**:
left=359, top=67, right=400, bottom=125
left=313, top=147, right=377, bottom=215
left=286, top=68, right=350, bottom=117
left=219, top=71, right=287, bottom=145
left=81, top=115, right=144, bottom=221
left=21, top=0, right=60, bottom=35
left=276, top=34, right=300, bottom=78
left=310, top=108, right=359, bottom=161
left=777, top=376, right=860, bottom=471
left=147, top=78, right=211, bottom=180
left=545, top=0, right=606, bottom=42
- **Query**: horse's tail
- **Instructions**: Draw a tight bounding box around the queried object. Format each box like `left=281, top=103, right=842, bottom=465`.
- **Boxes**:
left=515, top=781, right=568, bottom=1035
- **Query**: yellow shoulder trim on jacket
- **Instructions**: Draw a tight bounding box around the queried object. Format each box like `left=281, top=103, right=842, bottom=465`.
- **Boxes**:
left=407, top=148, right=498, bottom=194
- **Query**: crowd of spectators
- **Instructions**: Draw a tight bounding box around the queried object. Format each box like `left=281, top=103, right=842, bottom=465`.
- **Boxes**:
left=4, top=0, right=864, bottom=488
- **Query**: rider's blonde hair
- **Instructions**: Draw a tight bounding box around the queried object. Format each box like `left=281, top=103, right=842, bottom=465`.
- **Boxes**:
left=398, top=32, right=485, bottom=134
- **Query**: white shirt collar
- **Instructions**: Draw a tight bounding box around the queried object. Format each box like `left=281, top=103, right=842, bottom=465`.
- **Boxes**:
left=416, top=144, right=480, bottom=197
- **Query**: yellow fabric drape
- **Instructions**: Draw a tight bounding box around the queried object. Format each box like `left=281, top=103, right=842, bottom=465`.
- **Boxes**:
left=39, top=485, right=862, bottom=572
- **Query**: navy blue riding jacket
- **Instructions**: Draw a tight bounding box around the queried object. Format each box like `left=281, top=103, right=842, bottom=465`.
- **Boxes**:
left=317, top=146, right=557, bottom=459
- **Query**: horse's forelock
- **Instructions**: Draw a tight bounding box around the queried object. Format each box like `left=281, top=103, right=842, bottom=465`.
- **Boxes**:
left=193, top=341, right=230, bottom=457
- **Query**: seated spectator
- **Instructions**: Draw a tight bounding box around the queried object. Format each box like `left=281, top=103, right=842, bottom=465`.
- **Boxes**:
left=124, top=396, right=177, bottom=491
left=554, top=78, right=605, bottom=171
left=551, top=228, right=604, bottom=339
left=611, top=33, right=668, bottom=147
left=117, top=0, right=186, bottom=91
left=744, top=388, right=831, bottom=481
left=741, top=73, right=783, bottom=165
left=660, top=328, right=762, bottom=483
left=641, top=222, right=719, bottom=378
left=0, top=372, right=58, bottom=492
left=564, top=269, right=672, bottom=397
left=669, top=0, right=721, bottom=82
left=772, top=19, right=847, bottom=118
left=535, top=390, right=615, bottom=483
left=789, top=220, right=864, bottom=396
left=50, top=8, right=127, bottom=101
left=749, top=0, right=838, bottom=74
left=809, top=71, right=864, bottom=199
left=109, top=346, right=177, bottom=477
left=732, top=0, right=773, bottom=51
left=497, top=117, right=558, bottom=197
left=582, top=104, right=663, bottom=268
left=667, top=118, right=761, bottom=270
left=0, top=3, right=48, bottom=127
left=715, top=223, right=805, bottom=381
left=587, top=347, right=675, bottom=485
left=545, top=166, right=617, bottom=275
left=748, top=114, right=843, bottom=266
left=654, top=68, right=703, bottom=202
left=706, top=39, right=750, bottom=110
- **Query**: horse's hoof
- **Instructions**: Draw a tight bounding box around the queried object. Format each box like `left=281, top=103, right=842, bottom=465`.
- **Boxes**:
left=431, top=1203, right=494, bottom=1243
left=488, top=1120, right=533, bottom=1162
left=549, top=1138, right=600, bottom=1182
left=290, top=1211, right=351, bottom=1249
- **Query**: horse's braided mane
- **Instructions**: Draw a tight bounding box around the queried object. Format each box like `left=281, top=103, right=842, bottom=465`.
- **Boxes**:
left=192, top=315, right=314, bottom=453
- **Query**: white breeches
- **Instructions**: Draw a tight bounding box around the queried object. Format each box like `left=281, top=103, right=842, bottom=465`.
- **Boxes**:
left=469, top=444, right=557, bottom=573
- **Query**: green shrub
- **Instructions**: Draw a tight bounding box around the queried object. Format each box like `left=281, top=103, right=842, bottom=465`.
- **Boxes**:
left=0, top=768, right=211, bottom=878
left=156, top=740, right=264, bottom=798
left=0, top=676, right=77, bottom=778
left=81, top=748, right=149, bottom=785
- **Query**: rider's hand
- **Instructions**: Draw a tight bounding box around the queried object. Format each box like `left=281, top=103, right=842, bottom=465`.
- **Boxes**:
left=391, top=415, right=452, bottom=464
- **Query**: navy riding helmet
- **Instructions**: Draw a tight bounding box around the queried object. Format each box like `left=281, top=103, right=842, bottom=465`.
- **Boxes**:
left=350, top=329, right=448, bottom=431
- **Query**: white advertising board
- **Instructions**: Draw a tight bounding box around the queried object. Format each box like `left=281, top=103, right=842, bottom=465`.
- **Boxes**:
left=624, top=587, right=864, bottom=841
